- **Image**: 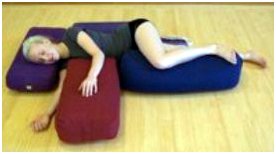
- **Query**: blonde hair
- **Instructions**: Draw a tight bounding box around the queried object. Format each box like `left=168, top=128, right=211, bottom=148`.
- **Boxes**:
left=22, top=35, right=49, bottom=60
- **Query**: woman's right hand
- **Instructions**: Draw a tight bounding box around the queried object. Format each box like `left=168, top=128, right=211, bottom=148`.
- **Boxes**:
left=78, top=76, right=98, bottom=97
left=31, top=113, right=50, bottom=132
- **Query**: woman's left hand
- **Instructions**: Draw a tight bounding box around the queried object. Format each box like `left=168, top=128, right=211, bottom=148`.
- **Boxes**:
left=78, top=76, right=98, bottom=97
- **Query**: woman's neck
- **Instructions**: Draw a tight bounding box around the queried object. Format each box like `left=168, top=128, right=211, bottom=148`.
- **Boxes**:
left=53, top=42, right=70, bottom=59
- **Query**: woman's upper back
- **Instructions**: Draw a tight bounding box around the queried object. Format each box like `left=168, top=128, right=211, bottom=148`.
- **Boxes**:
left=62, top=24, right=133, bottom=60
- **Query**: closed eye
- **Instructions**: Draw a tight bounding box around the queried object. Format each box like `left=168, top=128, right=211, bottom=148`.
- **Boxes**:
left=38, top=57, right=45, bottom=63
left=40, top=50, right=45, bottom=55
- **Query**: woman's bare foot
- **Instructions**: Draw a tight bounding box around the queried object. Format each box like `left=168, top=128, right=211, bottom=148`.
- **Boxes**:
left=242, top=50, right=267, bottom=68
left=214, top=44, right=237, bottom=64
left=31, top=114, right=50, bottom=132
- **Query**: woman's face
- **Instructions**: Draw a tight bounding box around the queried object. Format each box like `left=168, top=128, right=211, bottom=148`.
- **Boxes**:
left=28, top=39, right=60, bottom=64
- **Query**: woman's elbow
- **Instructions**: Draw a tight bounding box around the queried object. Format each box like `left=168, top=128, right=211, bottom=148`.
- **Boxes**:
left=93, top=50, right=105, bottom=59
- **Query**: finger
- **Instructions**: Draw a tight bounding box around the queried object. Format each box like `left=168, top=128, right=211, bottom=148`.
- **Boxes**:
left=30, top=120, right=35, bottom=127
left=94, top=81, right=98, bottom=94
left=78, top=84, right=82, bottom=92
left=86, top=83, right=91, bottom=97
left=94, top=82, right=98, bottom=94
left=85, top=83, right=89, bottom=97
left=34, top=122, right=38, bottom=131
left=84, top=83, right=89, bottom=97
left=87, top=82, right=91, bottom=97
left=89, top=83, right=93, bottom=96
left=34, top=122, right=39, bottom=132
left=38, top=121, right=44, bottom=131
left=82, top=84, right=86, bottom=97
left=31, top=121, right=36, bottom=131
left=37, top=122, right=42, bottom=131
left=41, top=122, right=46, bottom=130
left=89, top=82, right=93, bottom=96
left=91, top=85, right=95, bottom=96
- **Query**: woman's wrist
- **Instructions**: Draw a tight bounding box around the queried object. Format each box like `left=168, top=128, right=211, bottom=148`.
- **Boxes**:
left=87, top=73, right=98, bottom=79
left=44, top=112, right=51, bottom=117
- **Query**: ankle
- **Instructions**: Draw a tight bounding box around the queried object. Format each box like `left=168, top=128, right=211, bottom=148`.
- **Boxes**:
left=206, top=44, right=218, bottom=55
left=243, top=52, right=251, bottom=60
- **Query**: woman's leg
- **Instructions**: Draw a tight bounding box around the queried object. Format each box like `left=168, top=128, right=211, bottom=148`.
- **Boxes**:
left=134, top=22, right=237, bottom=69
left=163, top=43, right=267, bottom=68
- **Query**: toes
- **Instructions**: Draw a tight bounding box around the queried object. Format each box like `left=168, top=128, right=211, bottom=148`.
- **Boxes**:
left=230, top=58, right=237, bottom=65
left=260, top=58, right=267, bottom=68
left=227, top=51, right=237, bottom=64
left=231, top=51, right=237, bottom=64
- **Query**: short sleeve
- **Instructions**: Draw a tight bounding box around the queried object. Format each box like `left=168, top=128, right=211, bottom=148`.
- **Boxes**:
left=57, top=59, right=69, bottom=70
left=64, top=26, right=83, bottom=42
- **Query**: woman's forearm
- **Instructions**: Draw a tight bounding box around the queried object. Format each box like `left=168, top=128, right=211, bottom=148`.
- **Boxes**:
left=87, top=51, right=105, bottom=78
left=46, top=88, right=62, bottom=117
left=76, top=31, right=105, bottom=78
left=46, top=70, right=67, bottom=117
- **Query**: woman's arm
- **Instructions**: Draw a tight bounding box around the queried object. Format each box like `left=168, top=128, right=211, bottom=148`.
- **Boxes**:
left=76, top=31, right=105, bottom=97
left=31, top=69, right=67, bottom=132
left=46, top=69, right=67, bottom=116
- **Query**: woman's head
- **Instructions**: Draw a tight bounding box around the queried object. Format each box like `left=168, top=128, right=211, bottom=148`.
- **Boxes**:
left=22, top=35, right=60, bottom=64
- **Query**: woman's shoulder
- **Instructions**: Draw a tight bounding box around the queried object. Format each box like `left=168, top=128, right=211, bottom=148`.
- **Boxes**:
left=66, top=26, right=82, bottom=32
left=64, top=26, right=83, bottom=41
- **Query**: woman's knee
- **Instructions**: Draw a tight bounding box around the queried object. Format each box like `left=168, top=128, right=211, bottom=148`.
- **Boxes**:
left=150, top=56, right=169, bottom=70
left=135, top=22, right=157, bottom=40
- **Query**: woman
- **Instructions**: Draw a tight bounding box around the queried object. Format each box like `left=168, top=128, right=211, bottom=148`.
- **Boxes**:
left=24, top=18, right=266, bottom=132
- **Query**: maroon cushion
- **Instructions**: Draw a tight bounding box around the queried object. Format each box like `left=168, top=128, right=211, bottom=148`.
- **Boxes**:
left=55, top=58, right=120, bottom=143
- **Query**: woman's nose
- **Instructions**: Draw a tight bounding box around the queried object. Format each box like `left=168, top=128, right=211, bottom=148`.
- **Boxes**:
left=42, top=54, right=51, bottom=61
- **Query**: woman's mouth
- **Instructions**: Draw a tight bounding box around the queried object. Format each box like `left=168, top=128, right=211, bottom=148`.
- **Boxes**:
left=52, top=53, right=58, bottom=61
left=51, top=55, right=55, bottom=61
left=48, top=55, right=55, bottom=63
